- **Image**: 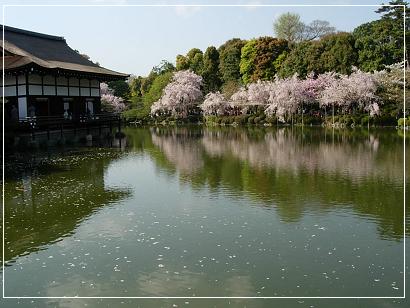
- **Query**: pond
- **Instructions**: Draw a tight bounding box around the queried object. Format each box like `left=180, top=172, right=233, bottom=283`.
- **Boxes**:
left=1, top=126, right=408, bottom=307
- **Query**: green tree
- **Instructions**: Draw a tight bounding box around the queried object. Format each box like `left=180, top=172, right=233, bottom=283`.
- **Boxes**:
left=176, top=54, right=189, bottom=70
left=187, top=48, right=204, bottom=74
left=273, top=12, right=304, bottom=44
left=221, top=80, right=241, bottom=100
left=139, top=60, right=175, bottom=96
left=376, top=0, right=409, bottom=21
left=278, top=32, right=357, bottom=77
left=353, top=20, right=404, bottom=71
left=273, top=13, right=335, bottom=46
left=142, top=71, right=173, bottom=104
left=318, top=32, right=358, bottom=74
left=273, top=51, right=288, bottom=73
left=123, top=71, right=174, bottom=122
left=240, top=37, right=288, bottom=84
left=140, top=71, right=158, bottom=96
left=218, top=38, right=246, bottom=83
left=107, top=80, right=130, bottom=99
left=152, top=60, right=175, bottom=75
left=353, top=1, right=409, bottom=71
left=129, top=75, right=144, bottom=98
left=202, top=46, right=222, bottom=93
left=277, top=41, right=320, bottom=77
left=176, top=48, right=204, bottom=74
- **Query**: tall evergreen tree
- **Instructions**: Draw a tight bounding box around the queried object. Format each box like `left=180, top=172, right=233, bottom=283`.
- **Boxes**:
left=218, top=39, right=247, bottom=83
left=353, top=1, right=409, bottom=71
left=202, top=46, right=222, bottom=93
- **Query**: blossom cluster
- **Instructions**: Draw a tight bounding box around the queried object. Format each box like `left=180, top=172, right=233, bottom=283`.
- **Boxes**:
left=233, top=69, right=380, bottom=122
left=151, top=69, right=384, bottom=121
left=151, top=70, right=203, bottom=118
left=100, top=83, right=126, bottom=113
left=200, top=92, right=230, bottom=116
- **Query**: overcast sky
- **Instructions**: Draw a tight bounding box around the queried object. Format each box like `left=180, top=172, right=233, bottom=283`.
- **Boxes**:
left=1, top=0, right=386, bottom=76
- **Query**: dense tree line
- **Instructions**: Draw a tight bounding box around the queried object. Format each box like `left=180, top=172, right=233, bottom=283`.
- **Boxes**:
left=106, top=1, right=408, bottom=126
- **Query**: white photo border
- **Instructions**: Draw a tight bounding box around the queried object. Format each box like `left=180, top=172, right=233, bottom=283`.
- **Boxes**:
left=1, top=2, right=406, bottom=300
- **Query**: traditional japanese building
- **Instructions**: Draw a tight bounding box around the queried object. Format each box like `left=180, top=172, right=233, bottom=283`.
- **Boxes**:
left=1, top=25, right=128, bottom=123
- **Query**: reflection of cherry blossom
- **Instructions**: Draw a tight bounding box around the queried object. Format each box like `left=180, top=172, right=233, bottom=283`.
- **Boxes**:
left=151, top=128, right=204, bottom=174
left=200, top=129, right=391, bottom=181
left=150, top=127, right=402, bottom=183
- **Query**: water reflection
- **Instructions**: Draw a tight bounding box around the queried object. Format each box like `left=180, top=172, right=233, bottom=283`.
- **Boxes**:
left=1, top=126, right=406, bottom=300
left=127, top=126, right=406, bottom=240
left=3, top=150, right=130, bottom=264
left=147, top=126, right=403, bottom=180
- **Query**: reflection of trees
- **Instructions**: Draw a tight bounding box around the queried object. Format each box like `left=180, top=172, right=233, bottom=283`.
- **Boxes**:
left=145, top=126, right=406, bottom=240
left=3, top=152, right=130, bottom=263
left=151, top=128, right=204, bottom=174
left=202, top=128, right=401, bottom=182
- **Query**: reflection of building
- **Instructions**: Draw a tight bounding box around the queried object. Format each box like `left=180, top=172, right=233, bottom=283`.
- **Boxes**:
left=4, top=153, right=129, bottom=263
left=1, top=25, right=128, bottom=123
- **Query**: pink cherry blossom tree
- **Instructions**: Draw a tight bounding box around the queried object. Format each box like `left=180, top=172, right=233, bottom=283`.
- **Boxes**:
left=230, top=81, right=275, bottom=115
left=374, top=62, right=408, bottom=109
left=318, top=69, right=380, bottom=126
left=200, top=92, right=231, bottom=116
left=295, top=73, right=331, bottom=125
left=100, top=82, right=111, bottom=95
left=265, top=75, right=303, bottom=123
left=151, top=70, right=203, bottom=119
left=230, top=86, right=250, bottom=115
left=247, top=80, right=273, bottom=105
left=230, top=86, right=248, bottom=103
left=100, top=83, right=126, bottom=113
left=317, top=73, right=344, bottom=125
left=150, top=99, right=169, bottom=117
left=348, top=68, right=380, bottom=122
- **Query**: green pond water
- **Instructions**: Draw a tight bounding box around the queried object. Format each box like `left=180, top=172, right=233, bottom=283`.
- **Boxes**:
left=1, top=126, right=408, bottom=308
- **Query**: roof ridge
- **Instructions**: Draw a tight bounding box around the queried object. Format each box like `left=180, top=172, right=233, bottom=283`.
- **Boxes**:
left=0, top=25, right=65, bottom=41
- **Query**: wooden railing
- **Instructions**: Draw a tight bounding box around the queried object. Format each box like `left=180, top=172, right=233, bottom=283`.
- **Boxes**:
left=6, top=113, right=122, bottom=139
